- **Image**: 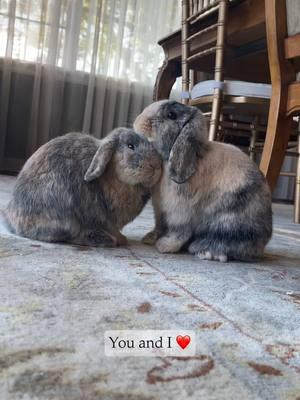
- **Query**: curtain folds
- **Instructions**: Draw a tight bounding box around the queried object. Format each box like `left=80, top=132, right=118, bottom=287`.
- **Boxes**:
left=0, top=0, right=180, bottom=172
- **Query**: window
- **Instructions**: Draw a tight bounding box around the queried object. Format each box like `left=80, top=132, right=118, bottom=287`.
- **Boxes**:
left=0, top=0, right=180, bottom=82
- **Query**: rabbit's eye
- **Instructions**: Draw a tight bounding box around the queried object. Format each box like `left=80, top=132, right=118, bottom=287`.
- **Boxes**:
left=167, top=111, right=177, bottom=120
left=128, top=143, right=135, bottom=150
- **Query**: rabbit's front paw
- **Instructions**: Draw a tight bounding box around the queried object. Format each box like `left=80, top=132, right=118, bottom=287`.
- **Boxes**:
left=116, top=232, right=128, bottom=246
left=155, top=236, right=183, bottom=253
left=197, top=251, right=228, bottom=263
left=142, top=230, right=159, bottom=245
left=86, top=229, right=118, bottom=247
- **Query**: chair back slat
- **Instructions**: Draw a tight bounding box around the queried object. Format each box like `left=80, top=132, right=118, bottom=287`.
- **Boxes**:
left=187, top=0, right=220, bottom=21
left=186, top=22, right=218, bottom=42
left=187, top=46, right=217, bottom=62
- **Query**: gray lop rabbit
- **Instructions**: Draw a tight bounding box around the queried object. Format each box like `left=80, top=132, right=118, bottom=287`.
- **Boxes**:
left=134, top=100, right=272, bottom=262
left=4, top=128, right=162, bottom=246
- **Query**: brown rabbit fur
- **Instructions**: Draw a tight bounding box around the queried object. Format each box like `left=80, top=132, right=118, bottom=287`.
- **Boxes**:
left=134, top=100, right=272, bottom=262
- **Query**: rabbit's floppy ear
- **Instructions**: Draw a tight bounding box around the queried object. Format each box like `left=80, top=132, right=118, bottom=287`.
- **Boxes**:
left=84, top=135, right=118, bottom=182
left=168, top=117, right=204, bottom=184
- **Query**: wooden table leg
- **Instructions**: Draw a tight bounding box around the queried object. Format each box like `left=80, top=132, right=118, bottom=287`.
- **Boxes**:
left=260, top=0, right=295, bottom=192
left=153, top=59, right=181, bottom=101
left=259, top=87, right=292, bottom=191
left=295, top=132, right=300, bottom=223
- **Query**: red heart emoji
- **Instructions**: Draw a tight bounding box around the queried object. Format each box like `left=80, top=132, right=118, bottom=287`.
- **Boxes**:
left=176, top=335, right=191, bottom=349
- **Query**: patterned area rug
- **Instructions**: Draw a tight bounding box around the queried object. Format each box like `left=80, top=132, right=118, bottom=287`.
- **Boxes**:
left=0, top=176, right=299, bottom=400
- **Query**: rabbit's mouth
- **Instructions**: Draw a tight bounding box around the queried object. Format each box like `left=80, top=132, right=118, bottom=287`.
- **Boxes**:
left=142, top=166, right=162, bottom=188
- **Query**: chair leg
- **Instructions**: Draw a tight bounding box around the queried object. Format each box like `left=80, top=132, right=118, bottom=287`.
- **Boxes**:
left=209, top=88, right=222, bottom=141
left=208, top=0, right=227, bottom=141
left=262, top=0, right=295, bottom=191
left=182, top=0, right=189, bottom=105
left=249, top=117, right=258, bottom=161
left=294, top=133, right=300, bottom=223
left=259, top=92, right=292, bottom=191
left=249, top=130, right=257, bottom=161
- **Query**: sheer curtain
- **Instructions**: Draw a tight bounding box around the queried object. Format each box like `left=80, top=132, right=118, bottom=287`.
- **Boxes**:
left=0, top=0, right=180, bottom=171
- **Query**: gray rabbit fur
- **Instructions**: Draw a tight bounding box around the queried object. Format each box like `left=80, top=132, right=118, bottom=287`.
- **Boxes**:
left=4, top=128, right=162, bottom=246
left=134, top=100, right=272, bottom=262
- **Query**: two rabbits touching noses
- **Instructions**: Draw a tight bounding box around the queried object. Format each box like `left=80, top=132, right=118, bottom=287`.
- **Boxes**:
left=5, top=100, right=272, bottom=262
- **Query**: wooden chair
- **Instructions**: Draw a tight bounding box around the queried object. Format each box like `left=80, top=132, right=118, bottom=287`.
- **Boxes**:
left=182, top=0, right=228, bottom=140
left=260, top=0, right=300, bottom=223
left=182, top=0, right=300, bottom=222
left=181, top=0, right=270, bottom=141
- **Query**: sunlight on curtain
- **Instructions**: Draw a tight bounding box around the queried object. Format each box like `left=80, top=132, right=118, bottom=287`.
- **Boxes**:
left=0, top=0, right=180, bottom=81
left=0, top=0, right=180, bottom=171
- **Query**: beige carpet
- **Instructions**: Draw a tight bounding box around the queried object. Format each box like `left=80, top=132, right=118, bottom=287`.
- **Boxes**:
left=0, top=175, right=299, bottom=400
